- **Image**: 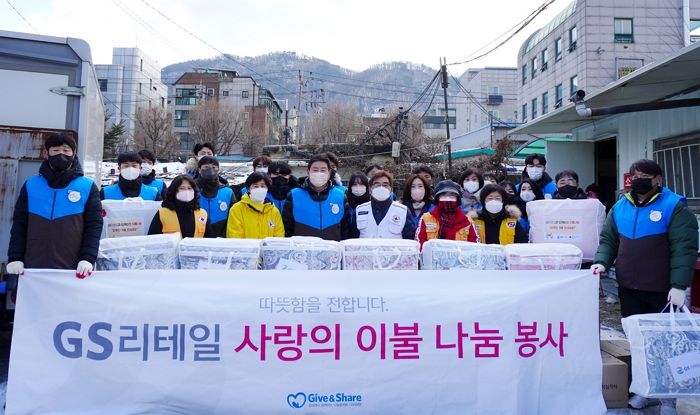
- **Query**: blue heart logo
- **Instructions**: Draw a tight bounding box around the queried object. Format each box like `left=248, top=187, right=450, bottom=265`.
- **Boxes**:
left=287, top=392, right=307, bottom=409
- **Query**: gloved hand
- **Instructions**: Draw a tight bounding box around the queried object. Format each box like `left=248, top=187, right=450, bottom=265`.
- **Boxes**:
left=590, top=264, right=606, bottom=276
left=6, top=261, right=24, bottom=275
left=668, top=287, right=686, bottom=307
left=76, top=260, right=94, bottom=279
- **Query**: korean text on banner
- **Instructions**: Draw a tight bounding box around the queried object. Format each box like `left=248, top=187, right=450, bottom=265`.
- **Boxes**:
left=6, top=269, right=606, bottom=415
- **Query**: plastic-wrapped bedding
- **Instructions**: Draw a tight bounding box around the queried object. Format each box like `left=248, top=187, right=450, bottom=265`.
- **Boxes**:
left=100, top=199, right=162, bottom=238
left=421, top=240, right=506, bottom=270
left=261, top=237, right=342, bottom=270
left=178, top=238, right=261, bottom=270
left=97, top=233, right=180, bottom=270
left=504, top=243, right=583, bottom=270
left=341, top=238, right=420, bottom=270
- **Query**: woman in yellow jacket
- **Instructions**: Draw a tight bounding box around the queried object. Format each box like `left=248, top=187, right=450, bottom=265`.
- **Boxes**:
left=226, top=172, right=284, bottom=238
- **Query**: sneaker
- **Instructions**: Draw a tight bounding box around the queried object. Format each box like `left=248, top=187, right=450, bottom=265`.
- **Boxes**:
left=628, top=394, right=660, bottom=409
left=659, top=399, right=677, bottom=415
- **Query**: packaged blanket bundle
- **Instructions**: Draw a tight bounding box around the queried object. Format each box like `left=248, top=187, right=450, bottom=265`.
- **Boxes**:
left=100, top=199, right=162, bottom=239
left=97, top=233, right=180, bottom=270
left=178, top=238, right=261, bottom=270
left=421, top=240, right=506, bottom=270
left=504, top=243, right=582, bottom=270
left=261, top=237, right=342, bottom=270
left=341, top=239, right=420, bottom=270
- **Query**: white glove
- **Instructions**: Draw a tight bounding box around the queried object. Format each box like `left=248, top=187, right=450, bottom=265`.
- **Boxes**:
left=6, top=261, right=24, bottom=275
left=590, top=264, right=606, bottom=276
left=76, top=260, right=94, bottom=279
left=668, top=288, right=686, bottom=307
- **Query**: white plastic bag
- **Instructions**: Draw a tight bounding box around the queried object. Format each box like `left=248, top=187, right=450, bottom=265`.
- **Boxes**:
left=341, top=238, right=420, bottom=270
left=622, top=305, right=700, bottom=398
left=101, top=199, right=162, bottom=238
left=179, top=238, right=261, bottom=270
left=421, top=240, right=506, bottom=270
left=97, top=233, right=180, bottom=270
left=261, top=236, right=342, bottom=270
left=504, top=243, right=582, bottom=270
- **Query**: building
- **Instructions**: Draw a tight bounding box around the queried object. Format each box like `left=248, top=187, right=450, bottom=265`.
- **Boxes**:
left=96, top=47, right=167, bottom=151
left=517, top=0, right=700, bottom=124
left=171, top=69, right=284, bottom=155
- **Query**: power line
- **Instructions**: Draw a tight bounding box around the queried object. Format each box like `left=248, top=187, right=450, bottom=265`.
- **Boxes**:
left=6, top=0, right=38, bottom=33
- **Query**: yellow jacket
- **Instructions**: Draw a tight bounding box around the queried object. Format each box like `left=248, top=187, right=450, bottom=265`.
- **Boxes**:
left=226, top=194, right=285, bottom=239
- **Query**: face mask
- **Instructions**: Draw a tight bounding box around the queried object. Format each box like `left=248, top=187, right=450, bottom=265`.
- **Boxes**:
left=527, top=167, right=544, bottom=181
left=176, top=190, right=195, bottom=202
left=255, top=167, right=268, bottom=174
left=371, top=186, right=391, bottom=201
left=140, top=164, right=153, bottom=176
left=351, top=185, right=367, bottom=197
left=120, top=167, right=141, bottom=181
left=309, top=172, right=329, bottom=188
left=48, top=154, right=73, bottom=171
left=249, top=187, right=268, bottom=203
left=463, top=181, right=480, bottom=194
left=631, top=177, right=654, bottom=195
left=485, top=200, right=503, bottom=214
left=520, top=190, right=535, bottom=202
left=411, top=188, right=425, bottom=202
left=200, top=169, right=218, bottom=181
left=558, top=185, right=579, bottom=199
left=438, top=200, right=458, bottom=213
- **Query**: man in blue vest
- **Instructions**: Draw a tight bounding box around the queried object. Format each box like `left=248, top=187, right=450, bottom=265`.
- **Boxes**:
left=137, top=149, right=167, bottom=200
left=282, top=154, right=350, bottom=241
left=592, top=159, right=698, bottom=414
left=196, top=156, right=236, bottom=237
left=101, top=151, right=160, bottom=201
left=7, top=133, right=103, bottom=278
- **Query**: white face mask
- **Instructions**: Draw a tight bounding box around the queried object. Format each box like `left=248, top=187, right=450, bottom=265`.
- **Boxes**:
left=371, top=186, right=391, bottom=201
left=485, top=200, right=503, bottom=214
left=463, top=181, right=480, bottom=194
left=140, top=164, right=153, bottom=176
left=309, top=172, right=329, bottom=187
left=440, top=194, right=458, bottom=202
left=410, top=188, right=425, bottom=201
left=520, top=190, right=535, bottom=202
left=176, top=190, right=195, bottom=202
left=120, top=167, right=141, bottom=181
left=255, top=167, right=268, bottom=174
left=351, top=185, right=366, bottom=197
left=249, top=187, right=268, bottom=203
left=527, top=167, right=544, bottom=181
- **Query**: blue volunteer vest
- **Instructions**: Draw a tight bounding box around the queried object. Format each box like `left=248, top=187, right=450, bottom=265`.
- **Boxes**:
left=291, top=187, right=345, bottom=230
left=613, top=188, right=684, bottom=239
left=200, top=187, right=234, bottom=224
left=144, top=178, right=165, bottom=194
left=103, top=183, right=158, bottom=201
left=26, top=175, right=93, bottom=220
left=269, top=195, right=286, bottom=213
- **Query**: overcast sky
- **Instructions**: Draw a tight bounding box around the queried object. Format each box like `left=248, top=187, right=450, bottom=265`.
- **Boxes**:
left=1, top=0, right=571, bottom=72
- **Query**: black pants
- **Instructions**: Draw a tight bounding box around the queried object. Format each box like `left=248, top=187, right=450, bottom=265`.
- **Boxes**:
left=618, top=286, right=670, bottom=318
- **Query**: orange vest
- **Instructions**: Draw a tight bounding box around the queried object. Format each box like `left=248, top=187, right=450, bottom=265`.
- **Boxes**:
left=421, top=212, right=474, bottom=242
left=159, top=207, right=207, bottom=238
left=473, top=217, right=517, bottom=245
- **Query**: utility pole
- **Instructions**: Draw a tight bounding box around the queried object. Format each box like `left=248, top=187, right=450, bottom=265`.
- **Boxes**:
left=298, top=70, right=303, bottom=143
left=393, top=107, right=405, bottom=164
left=440, top=57, right=453, bottom=176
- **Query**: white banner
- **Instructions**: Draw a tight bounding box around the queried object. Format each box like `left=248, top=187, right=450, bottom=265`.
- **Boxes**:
left=7, top=269, right=606, bottom=415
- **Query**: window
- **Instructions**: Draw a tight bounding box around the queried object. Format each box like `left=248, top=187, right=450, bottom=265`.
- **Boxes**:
left=522, top=103, right=528, bottom=122
left=242, top=90, right=249, bottom=99
left=555, top=37, right=563, bottom=60
left=177, top=132, right=192, bottom=150
left=140, top=59, right=143, bottom=72
left=206, top=88, right=215, bottom=97
left=541, top=49, right=549, bottom=70
left=555, top=83, right=563, bottom=108
left=531, top=98, right=538, bottom=119
left=522, top=65, right=527, bottom=85
left=568, top=26, right=577, bottom=51
left=98, top=79, right=108, bottom=92
left=570, top=75, right=578, bottom=96
left=243, top=112, right=250, bottom=120
left=653, top=134, right=700, bottom=207
left=487, top=110, right=500, bottom=120
left=531, top=57, right=537, bottom=79
left=690, top=20, right=700, bottom=43
left=222, top=90, right=229, bottom=96
left=614, top=18, right=634, bottom=43
left=542, top=92, right=549, bottom=115
left=488, top=86, right=499, bottom=95
left=161, top=97, right=165, bottom=108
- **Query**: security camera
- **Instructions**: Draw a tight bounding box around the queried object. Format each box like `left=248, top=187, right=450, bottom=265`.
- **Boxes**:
left=569, top=90, right=586, bottom=104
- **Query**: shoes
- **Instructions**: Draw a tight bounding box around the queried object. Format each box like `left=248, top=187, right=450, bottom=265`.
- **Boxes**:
left=628, top=394, right=660, bottom=409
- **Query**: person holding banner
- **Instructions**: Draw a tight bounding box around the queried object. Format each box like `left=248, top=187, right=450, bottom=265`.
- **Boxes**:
left=101, top=151, right=160, bottom=201
left=196, top=156, right=236, bottom=237
left=416, top=180, right=479, bottom=247
left=471, top=184, right=528, bottom=245
left=137, top=149, right=167, bottom=200
left=148, top=175, right=213, bottom=238
left=592, top=159, right=699, bottom=413
left=226, top=172, right=284, bottom=239
left=7, top=133, right=103, bottom=278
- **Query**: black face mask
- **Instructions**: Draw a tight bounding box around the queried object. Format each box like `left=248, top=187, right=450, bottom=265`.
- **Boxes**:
left=631, top=177, right=654, bottom=195
left=270, top=176, right=290, bottom=200
left=558, top=185, right=579, bottom=199
left=48, top=154, right=73, bottom=171
left=200, top=169, right=218, bottom=181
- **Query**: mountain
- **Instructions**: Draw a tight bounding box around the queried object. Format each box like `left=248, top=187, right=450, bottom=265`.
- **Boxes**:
left=161, top=52, right=440, bottom=114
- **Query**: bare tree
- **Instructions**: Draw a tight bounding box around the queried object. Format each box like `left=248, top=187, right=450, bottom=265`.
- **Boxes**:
left=188, top=100, right=247, bottom=155
left=304, top=102, right=363, bottom=144
left=133, top=107, right=177, bottom=159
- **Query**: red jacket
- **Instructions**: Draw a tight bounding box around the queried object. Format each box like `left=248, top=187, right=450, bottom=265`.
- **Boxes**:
left=416, top=204, right=479, bottom=247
